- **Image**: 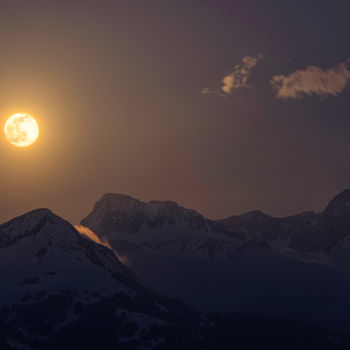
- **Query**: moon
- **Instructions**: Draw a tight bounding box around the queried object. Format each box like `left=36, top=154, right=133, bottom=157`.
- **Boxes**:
left=4, top=113, right=39, bottom=147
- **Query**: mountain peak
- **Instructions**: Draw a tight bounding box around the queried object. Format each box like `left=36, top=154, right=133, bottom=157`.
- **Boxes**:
left=82, top=193, right=205, bottom=234
left=2, top=208, right=63, bottom=226
left=0, top=208, right=130, bottom=295
left=0, top=208, right=80, bottom=250
left=323, top=189, right=350, bottom=219
left=27, top=208, right=54, bottom=216
left=327, top=189, right=350, bottom=205
left=92, top=193, right=141, bottom=214
left=100, top=193, right=139, bottom=202
left=148, top=200, right=180, bottom=208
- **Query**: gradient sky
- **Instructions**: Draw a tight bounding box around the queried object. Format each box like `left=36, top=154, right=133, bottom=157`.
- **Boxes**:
left=1, top=0, right=350, bottom=224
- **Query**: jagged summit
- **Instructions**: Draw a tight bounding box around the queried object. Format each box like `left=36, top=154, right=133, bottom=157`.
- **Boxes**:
left=94, top=193, right=197, bottom=215
left=94, top=193, right=194, bottom=209
left=82, top=193, right=209, bottom=237
left=92, top=193, right=141, bottom=214
left=98, top=192, right=140, bottom=205
left=81, top=193, right=247, bottom=260
left=101, top=192, right=137, bottom=201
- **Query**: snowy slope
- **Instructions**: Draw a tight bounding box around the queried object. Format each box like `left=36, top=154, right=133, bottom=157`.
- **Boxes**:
left=0, top=208, right=346, bottom=349
left=0, top=209, right=192, bottom=349
left=221, top=189, right=350, bottom=253
left=0, top=208, right=132, bottom=305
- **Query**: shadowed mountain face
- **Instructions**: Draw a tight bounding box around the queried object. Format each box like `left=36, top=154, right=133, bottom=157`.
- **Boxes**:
left=81, top=190, right=350, bottom=333
left=82, top=190, right=350, bottom=255
left=1, top=209, right=346, bottom=349
left=222, top=189, right=350, bottom=252
left=0, top=209, right=196, bottom=348
left=81, top=193, right=249, bottom=261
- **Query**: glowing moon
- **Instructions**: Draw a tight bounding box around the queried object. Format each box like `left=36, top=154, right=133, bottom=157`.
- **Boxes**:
left=4, top=113, right=39, bottom=147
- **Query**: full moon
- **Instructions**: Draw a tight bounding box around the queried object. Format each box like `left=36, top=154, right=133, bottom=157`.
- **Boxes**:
left=4, top=113, right=39, bottom=147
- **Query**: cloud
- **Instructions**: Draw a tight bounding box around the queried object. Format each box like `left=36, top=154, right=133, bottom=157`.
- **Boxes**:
left=200, top=87, right=215, bottom=95
left=271, top=59, right=350, bottom=99
left=75, top=225, right=111, bottom=248
left=201, top=54, right=262, bottom=96
left=75, top=225, right=130, bottom=266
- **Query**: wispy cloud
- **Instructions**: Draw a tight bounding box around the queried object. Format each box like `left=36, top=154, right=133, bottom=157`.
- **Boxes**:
left=75, top=225, right=112, bottom=248
left=75, top=225, right=130, bottom=266
left=201, top=54, right=262, bottom=96
left=271, top=59, right=350, bottom=99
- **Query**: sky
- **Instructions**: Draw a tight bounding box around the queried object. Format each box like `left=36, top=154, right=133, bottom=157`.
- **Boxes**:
left=0, top=0, right=350, bottom=224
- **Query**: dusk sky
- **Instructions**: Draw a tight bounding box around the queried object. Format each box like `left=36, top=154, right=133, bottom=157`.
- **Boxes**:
left=1, top=0, right=350, bottom=223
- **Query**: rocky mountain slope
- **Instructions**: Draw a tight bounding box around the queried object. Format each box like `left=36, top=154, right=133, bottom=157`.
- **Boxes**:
left=80, top=193, right=259, bottom=261
left=80, top=189, right=350, bottom=332
left=221, top=189, right=350, bottom=252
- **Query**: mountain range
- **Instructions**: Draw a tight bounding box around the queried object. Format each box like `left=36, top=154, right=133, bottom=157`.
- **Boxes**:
left=80, top=190, right=350, bottom=332
left=82, top=189, right=350, bottom=255
left=1, top=191, right=350, bottom=348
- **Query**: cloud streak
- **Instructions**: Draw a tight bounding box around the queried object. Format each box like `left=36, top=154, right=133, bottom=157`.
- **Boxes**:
left=75, top=225, right=111, bottom=248
left=75, top=225, right=130, bottom=266
left=271, top=60, right=350, bottom=99
left=202, top=54, right=262, bottom=96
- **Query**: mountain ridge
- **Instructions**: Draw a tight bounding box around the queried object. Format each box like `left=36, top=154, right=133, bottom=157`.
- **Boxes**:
left=82, top=189, right=350, bottom=253
left=0, top=203, right=349, bottom=348
left=78, top=189, right=350, bottom=333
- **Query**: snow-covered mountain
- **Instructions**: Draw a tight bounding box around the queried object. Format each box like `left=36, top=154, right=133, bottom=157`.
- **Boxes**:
left=80, top=190, right=350, bottom=333
left=0, top=208, right=130, bottom=302
left=221, top=189, right=350, bottom=253
left=82, top=190, right=350, bottom=261
left=0, top=209, right=195, bottom=349
left=220, top=210, right=320, bottom=249
left=0, top=207, right=347, bottom=349
left=80, top=193, right=259, bottom=261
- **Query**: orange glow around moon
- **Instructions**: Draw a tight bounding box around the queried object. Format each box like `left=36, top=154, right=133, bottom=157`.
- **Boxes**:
left=4, top=113, right=39, bottom=147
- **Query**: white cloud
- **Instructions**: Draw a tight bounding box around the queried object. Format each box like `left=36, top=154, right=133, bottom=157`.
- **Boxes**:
left=271, top=59, right=350, bottom=99
left=201, top=54, right=262, bottom=96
